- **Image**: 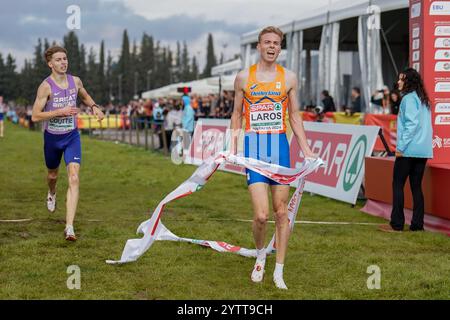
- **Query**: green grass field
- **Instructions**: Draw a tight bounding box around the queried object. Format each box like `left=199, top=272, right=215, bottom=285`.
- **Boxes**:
left=0, top=121, right=449, bottom=300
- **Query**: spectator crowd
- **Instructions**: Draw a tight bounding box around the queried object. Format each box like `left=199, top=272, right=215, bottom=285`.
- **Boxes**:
left=4, top=83, right=403, bottom=132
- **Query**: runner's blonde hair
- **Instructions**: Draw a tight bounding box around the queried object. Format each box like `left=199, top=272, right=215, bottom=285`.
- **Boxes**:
left=258, top=26, right=283, bottom=43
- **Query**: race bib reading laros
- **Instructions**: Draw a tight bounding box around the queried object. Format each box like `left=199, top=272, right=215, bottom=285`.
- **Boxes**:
left=249, top=102, right=283, bottom=132
left=48, top=116, right=75, bottom=132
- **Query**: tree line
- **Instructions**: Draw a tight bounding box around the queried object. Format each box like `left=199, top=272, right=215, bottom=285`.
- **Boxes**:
left=0, top=30, right=219, bottom=106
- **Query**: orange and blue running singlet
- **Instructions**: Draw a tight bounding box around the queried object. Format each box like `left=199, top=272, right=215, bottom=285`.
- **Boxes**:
left=243, top=64, right=291, bottom=186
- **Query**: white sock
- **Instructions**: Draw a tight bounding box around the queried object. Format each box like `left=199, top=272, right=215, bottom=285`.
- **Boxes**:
left=256, top=248, right=266, bottom=261
left=274, top=263, right=284, bottom=278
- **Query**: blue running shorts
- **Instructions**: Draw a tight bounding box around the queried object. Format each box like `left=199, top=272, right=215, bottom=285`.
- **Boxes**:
left=44, top=130, right=81, bottom=169
left=244, top=132, right=290, bottom=186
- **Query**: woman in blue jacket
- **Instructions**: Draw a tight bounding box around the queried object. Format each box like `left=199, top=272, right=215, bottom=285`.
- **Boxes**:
left=380, top=68, right=433, bottom=232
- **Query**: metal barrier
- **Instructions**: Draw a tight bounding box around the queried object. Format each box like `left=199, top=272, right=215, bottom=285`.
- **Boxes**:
left=84, top=115, right=170, bottom=155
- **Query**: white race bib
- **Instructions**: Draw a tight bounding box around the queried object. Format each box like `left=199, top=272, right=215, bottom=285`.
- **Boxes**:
left=48, top=116, right=75, bottom=132
left=249, top=102, right=283, bottom=132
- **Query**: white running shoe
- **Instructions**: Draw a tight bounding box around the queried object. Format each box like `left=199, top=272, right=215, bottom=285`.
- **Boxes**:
left=251, top=259, right=266, bottom=283
left=273, top=275, right=288, bottom=290
left=47, top=191, right=56, bottom=213
left=64, top=225, right=77, bottom=241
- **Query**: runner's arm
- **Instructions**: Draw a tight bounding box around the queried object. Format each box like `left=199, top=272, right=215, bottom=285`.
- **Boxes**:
left=286, top=72, right=315, bottom=159
left=230, top=71, right=245, bottom=154
left=31, top=82, right=76, bottom=122
left=75, top=77, right=104, bottom=121
left=76, top=77, right=96, bottom=108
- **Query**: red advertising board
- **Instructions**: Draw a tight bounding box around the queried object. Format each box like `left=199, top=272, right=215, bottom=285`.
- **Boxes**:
left=289, top=131, right=352, bottom=187
left=184, top=119, right=246, bottom=174
left=410, top=0, right=450, bottom=163
left=186, top=119, right=380, bottom=204
left=364, top=114, right=397, bottom=152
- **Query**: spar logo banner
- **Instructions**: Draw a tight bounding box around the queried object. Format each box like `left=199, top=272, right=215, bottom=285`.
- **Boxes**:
left=289, top=122, right=379, bottom=204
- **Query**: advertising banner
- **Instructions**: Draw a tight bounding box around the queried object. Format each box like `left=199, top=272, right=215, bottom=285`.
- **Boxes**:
left=289, top=122, right=380, bottom=204
left=184, top=119, right=245, bottom=174
left=410, top=0, right=450, bottom=163
left=364, top=114, right=397, bottom=152
left=186, top=119, right=379, bottom=204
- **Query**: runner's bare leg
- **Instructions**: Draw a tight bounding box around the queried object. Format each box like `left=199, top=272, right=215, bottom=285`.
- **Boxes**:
left=66, top=163, right=80, bottom=227
left=47, top=168, right=58, bottom=194
left=249, top=183, right=270, bottom=249
left=271, top=184, right=290, bottom=289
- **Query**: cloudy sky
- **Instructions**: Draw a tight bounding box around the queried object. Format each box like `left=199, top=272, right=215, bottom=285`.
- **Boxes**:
left=0, top=0, right=333, bottom=69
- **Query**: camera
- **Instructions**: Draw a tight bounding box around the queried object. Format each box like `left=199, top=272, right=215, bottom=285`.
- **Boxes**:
left=314, top=106, right=324, bottom=115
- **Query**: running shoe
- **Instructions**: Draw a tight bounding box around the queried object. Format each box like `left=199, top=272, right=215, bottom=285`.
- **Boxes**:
left=273, top=275, right=288, bottom=290
left=64, top=225, right=77, bottom=241
left=47, top=191, right=56, bottom=213
left=251, top=259, right=266, bottom=283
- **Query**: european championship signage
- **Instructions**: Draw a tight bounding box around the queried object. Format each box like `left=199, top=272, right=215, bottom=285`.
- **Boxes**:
left=410, top=0, right=450, bottom=163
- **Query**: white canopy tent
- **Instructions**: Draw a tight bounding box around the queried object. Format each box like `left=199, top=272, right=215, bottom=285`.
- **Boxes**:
left=240, top=0, right=408, bottom=46
left=206, top=75, right=235, bottom=91
left=141, top=76, right=234, bottom=100
left=141, top=84, right=175, bottom=99
left=211, top=59, right=242, bottom=76
left=239, top=0, right=409, bottom=111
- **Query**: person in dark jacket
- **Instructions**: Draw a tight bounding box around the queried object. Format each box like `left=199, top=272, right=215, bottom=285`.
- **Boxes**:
left=321, top=90, right=336, bottom=112
left=346, top=87, right=361, bottom=114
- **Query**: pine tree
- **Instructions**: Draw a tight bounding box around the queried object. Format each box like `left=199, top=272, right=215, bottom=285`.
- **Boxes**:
left=19, top=59, right=35, bottom=104
left=181, top=41, right=190, bottom=81
left=161, top=47, right=168, bottom=85
left=175, top=41, right=181, bottom=82
left=79, top=44, right=86, bottom=80
left=44, top=38, right=50, bottom=53
left=63, top=31, right=81, bottom=76
left=0, top=53, right=5, bottom=97
left=191, top=56, right=199, bottom=81
left=4, top=54, right=18, bottom=99
left=98, top=40, right=107, bottom=104
left=139, top=33, right=155, bottom=91
left=34, top=38, right=48, bottom=80
left=153, top=41, right=162, bottom=88
left=106, top=50, right=114, bottom=102
left=131, top=40, right=139, bottom=98
left=167, top=48, right=175, bottom=83
left=203, top=33, right=217, bottom=78
left=118, top=30, right=130, bottom=102
left=176, top=41, right=181, bottom=69
left=86, top=47, right=98, bottom=101
left=30, top=39, right=49, bottom=100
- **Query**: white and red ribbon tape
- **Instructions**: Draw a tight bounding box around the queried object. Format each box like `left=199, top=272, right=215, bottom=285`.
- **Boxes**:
left=106, top=153, right=324, bottom=264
